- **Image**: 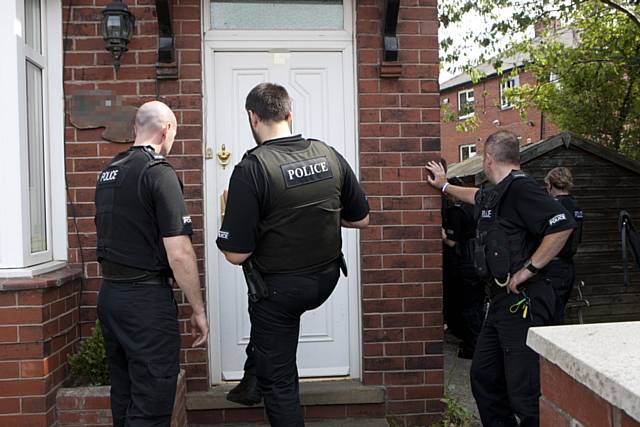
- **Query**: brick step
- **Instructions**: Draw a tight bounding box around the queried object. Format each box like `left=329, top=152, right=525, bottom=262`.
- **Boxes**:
left=198, top=418, right=390, bottom=427
left=187, top=379, right=387, bottom=425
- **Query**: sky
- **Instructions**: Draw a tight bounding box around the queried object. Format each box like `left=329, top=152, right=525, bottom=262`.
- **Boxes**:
left=438, top=6, right=530, bottom=84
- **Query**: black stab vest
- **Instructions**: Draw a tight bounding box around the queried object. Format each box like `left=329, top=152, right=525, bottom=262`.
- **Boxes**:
left=248, top=139, right=343, bottom=273
left=473, top=171, right=531, bottom=283
left=95, top=146, right=175, bottom=275
left=556, top=195, right=583, bottom=259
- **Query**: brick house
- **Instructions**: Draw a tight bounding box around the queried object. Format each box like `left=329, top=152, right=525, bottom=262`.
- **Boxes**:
left=0, top=1, right=444, bottom=426
left=439, top=28, right=578, bottom=165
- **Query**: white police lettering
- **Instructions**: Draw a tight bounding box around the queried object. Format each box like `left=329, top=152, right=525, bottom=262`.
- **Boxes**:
left=218, top=230, right=229, bottom=239
left=182, top=216, right=192, bottom=225
left=281, top=156, right=333, bottom=188
left=481, top=209, right=492, bottom=219
left=287, top=161, right=328, bottom=180
left=549, top=213, right=567, bottom=226
left=574, top=210, right=584, bottom=219
left=99, top=169, right=119, bottom=183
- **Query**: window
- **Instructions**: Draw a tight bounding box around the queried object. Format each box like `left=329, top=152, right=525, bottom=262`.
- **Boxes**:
left=210, top=0, right=344, bottom=30
left=500, top=75, right=520, bottom=109
left=460, top=144, right=477, bottom=161
left=457, top=89, right=475, bottom=119
left=0, top=0, right=65, bottom=276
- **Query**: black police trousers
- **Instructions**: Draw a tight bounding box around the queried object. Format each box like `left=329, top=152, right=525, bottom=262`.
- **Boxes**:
left=243, top=261, right=340, bottom=427
left=470, top=278, right=555, bottom=427
left=97, top=280, right=180, bottom=427
left=545, top=258, right=575, bottom=325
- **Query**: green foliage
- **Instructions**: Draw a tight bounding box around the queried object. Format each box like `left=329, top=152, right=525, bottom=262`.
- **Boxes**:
left=430, top=394, right=477, bottom=427
left=508, top=3, right=640, bottom=158
left=68, top=321, right=109, bottom=386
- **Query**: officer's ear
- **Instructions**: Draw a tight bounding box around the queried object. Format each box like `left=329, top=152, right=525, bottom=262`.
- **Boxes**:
left=248, top=110, right=260, bottom=128
left=286, top=112, right=293, bottom=131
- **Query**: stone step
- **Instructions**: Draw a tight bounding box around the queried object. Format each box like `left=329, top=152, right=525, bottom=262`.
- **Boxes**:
left=188, top=379, right=386, bottom=410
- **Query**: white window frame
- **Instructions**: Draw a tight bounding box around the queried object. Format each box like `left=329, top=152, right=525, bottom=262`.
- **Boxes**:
left=460, top=144, right=477, bottom=161
left=457, top=88, right=475, bottom=119
left=0, top=0, right=66, bottom=277
left=500, top=75, right=520, bottom=109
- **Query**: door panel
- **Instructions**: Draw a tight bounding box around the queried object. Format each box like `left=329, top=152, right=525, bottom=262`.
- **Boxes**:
left=211, top=51, right=352, bottom=380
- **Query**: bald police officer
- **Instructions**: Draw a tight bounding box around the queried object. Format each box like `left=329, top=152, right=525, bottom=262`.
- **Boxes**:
left=95, top=101, right=209, bottom=427
left=426, top=131, right=576, bottom=427
left=216, top=83, right=369, bottom=427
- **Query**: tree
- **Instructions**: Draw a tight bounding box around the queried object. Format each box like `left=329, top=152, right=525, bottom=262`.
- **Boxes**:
left=440, top=0, right=640, bottom=158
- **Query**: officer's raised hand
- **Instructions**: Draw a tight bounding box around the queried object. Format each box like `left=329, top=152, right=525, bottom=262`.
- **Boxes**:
left=425, top=161, right=447, bottom=190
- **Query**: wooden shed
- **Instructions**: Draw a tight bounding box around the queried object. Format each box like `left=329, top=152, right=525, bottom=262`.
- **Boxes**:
left=447, top=131, right=640, bottom=323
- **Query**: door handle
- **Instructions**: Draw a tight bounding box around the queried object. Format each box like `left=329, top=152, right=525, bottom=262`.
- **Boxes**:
left=217, top=144, right=231, bottom=168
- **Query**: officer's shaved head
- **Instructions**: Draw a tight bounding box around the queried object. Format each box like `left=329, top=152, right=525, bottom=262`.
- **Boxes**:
left=484, top=130, right=520, bottom=165
left=135, top=101, right=176, bottom=135
left=133, top=101, right=178, bottom=155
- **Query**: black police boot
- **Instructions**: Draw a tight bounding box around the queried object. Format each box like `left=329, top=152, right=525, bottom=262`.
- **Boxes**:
left=226, top=373, right=262, bottom=406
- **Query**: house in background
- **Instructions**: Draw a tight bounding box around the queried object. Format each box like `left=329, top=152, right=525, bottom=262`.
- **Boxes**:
left=439, top=28, right=577, bottom=165
left=0, top=1, right=444, bottom=426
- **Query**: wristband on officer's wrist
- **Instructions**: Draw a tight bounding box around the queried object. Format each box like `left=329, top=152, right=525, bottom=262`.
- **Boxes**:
left=524, top=259, right=539, bottom=274
left=441, top=182, right=449, bottom=194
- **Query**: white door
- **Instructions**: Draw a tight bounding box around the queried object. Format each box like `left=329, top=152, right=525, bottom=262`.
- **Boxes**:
left=207, top=51, right=358, bottom=380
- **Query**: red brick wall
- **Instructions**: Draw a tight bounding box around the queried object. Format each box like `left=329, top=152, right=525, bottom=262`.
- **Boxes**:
left=357, top=0, right=443, bottom=425
left=0, top=269, right=81, bottom=427
left=56, top=369, right=187, bottom=426
left=62, top=0, right=208, bottom=392
left=540, top=359, right=640, bottom=427
left=440, top=70, right=559, bottom=165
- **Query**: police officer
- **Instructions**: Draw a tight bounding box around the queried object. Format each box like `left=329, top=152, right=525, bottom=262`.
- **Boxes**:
left=426, top=131, right=576, bottom=427
left=95, top=101, right=209, bottom=427
left=216, top=83, right=369, bottom=427
left=544, top=167, right=583, bottom=324
left=442, top=190, right=483, bottom=359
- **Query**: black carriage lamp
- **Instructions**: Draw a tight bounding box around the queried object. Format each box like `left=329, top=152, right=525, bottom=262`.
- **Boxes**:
left=101, top=0, right=135, bottom=71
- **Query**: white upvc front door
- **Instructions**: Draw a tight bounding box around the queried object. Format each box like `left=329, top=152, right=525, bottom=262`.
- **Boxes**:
left=203, top=47, right=360, bottom=382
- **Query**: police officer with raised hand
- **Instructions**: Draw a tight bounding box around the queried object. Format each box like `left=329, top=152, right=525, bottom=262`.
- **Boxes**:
left=544, top=167, right=583, bottom=324
left=95, top=101, right=209, bottom=427
left=216, top=83, right=369, bottom=427
left=425, top=130, right=576, bottom=427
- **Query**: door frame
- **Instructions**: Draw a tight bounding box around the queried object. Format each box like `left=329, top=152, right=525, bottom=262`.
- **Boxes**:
left=201, top=0, right=361, bottom=385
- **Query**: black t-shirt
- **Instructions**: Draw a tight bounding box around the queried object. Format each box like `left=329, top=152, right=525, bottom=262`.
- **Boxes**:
left=216, top=135, right=369, bottom=253
left=476, top=171, right=576, bottom=254
left=144, top=162, right=193, bottom=238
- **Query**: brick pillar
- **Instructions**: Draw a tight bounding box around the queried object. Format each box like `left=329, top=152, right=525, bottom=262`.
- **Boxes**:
left=0, top=268, right=81, bottom=427
left=356, top=0, right=443, bottom=426
left=62, top=0, right=208, bottom=392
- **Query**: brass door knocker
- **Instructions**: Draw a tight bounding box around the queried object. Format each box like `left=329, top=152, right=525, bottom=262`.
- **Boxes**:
left=217, top=144, right=231, bottom=168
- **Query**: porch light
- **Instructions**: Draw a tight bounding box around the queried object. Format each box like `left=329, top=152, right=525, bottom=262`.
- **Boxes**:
left=101, top=0, right=135, bottom=71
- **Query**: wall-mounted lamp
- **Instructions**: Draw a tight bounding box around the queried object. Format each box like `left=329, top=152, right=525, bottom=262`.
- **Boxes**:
left=101, top=0, right=135, bottom=71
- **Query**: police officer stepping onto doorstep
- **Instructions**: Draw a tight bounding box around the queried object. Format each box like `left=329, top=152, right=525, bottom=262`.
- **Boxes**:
left=216, top=83, right=369, bottom=427
left=95, top=101, right=209, bottom=427
left=426, top=130, right=576, bottom=427
left=544, top=167, right=583, bottom=324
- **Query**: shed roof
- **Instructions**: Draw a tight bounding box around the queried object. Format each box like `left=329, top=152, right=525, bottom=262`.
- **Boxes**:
left=446, top=131, right=640, bottom=185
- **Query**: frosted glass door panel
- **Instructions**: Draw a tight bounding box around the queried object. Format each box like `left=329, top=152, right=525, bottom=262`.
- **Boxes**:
left=211, top=0, right=343, bottom=30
